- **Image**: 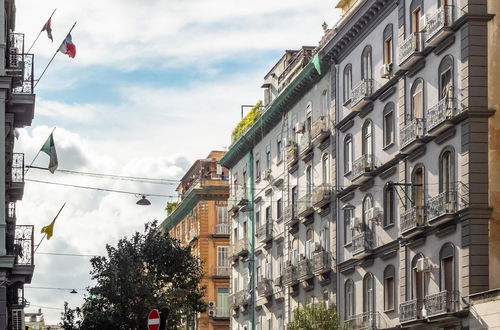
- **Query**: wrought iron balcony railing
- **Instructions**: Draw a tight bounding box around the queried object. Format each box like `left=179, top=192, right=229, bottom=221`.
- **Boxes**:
left=399, top=32, right=425, bottom=64
left=284, top=204, right=298, bottom=227
left=214, top=265, right=230, bottom=277
left=312, top=250, right=332, bottom=274
left=235, top=237, right=249, bottom=256
left=400, top=206, right=426, bottom=234
left=12, top=153, right=25, bottom=184
left=215, top=305, right=230, bottom=318
left=299, top=134, right=312, bottom=155
left=297, top=258, right=313, bottom=280
left=257, top=221, right=273, bottom=242
left=286, top=143, right=299, bottom=166
left=427, top=97, right=459, bottom=132
left=8, top=33, right=34, bottom=94
left=14, top=225, right=34, bottom=266
left=424, top=290, right=460, bottom=317
left=352, top=231, right=373, bottom=256
left=311, top=116, right=330, bottom=143
left=351, top=79, right=374, bottom=109
left=346, top=312, right=387, bottom=329
left=400, top=118, right=425, bottom=149
left=278, top=48, right=313, bottom=92
left=312, top=184, right=331, bottom=207
left=426, top=5, right=454, bottom=42
left=257, top=277, right=273, bottom=297
left=297, top=194, right=313, bottom=217
left=427, top=190, right=457, bottom=222
left=283, top=264, right=298, bottom=286
left=400, top=299, right=422, bottom=323
left=213, top=223, right=230, bottom=235
left=352, top=154, right=374, bottom=181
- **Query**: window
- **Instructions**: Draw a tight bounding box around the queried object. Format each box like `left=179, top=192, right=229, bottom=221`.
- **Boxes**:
left=277, top=243, right=284, bottom=276
left=291, top=186, right=297, bottom=217
left=345, top=279, right=355, bottom=319
left=440, top=243, right=455, bottom=293
left=323, top=290, right=330, bottom=308
left=412, top=165, right=425, bottom=213
left=290, top=238, right=298, bottom=265
left=411, top=79, right=424, bottom=119
left=217, top=287, right=229, bottom=316
left=439, top=55, right=454, bottom=101
left=265, top=144, right=271, bottom=170
left=344, top=207, right=354, bottom=245
left=305, top=229, right=314, bottom=259
left=384, top=183, right=395, bottom=227
left=306, top=165, right=313, bottom=196
left=362, top=120, right=373, bottom=157
left=383, top=103, right=395, bottom=147
left=383, top=24, right=394, bottom=65
left=255, top=154, right=261, bottom=181
left=321, top=89, right=329, bottom=115
left=276, top=198, right=283, bottom=220
left=255, top=207, right=261, bottom=228
left=344, top=64, right=353, bottom=102
left=290, top=113, right=298, bottom=143
left=256, top=255, right=262, bottom=280
left=384, top=265, right=396, bottom=311
left=217, top=205, right=228, bottom=224
left=320, top=226, right=329, bottom=251
left=276, top=133, right=283, bottom=163
left=265, top=206, right=271, bottom=228
left=363, top=194, right=373, bottom=228
left=344, top=135, right=353, bottom=174
left=322, top=154, right=329, bottom=184
left=361, top=46, right=373, bottom=80
left=439, top=148, right=454, bottom=199
left=411, top=254, right=426, bottom=311
left=217, top=246, right=229, bottom=268
left=363, top=273, right=375, bottom=315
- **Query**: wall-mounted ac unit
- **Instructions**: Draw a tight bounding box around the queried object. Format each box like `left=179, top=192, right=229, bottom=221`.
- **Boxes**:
left=208, top=309, right=216, bottom=317
left=380, top=63, right=393, bottom=79
left=416, top=258, right=431, bottom=273
left=294, top=122, right=305, bottom=134
left=207, top=301, right=216, bottom=309
left=350, top=217, right=362, bottom=230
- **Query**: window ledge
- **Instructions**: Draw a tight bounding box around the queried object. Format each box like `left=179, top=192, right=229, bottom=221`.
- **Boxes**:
left=344, top=170, right=352, bottom=177
left=382, top=142, right=395, bottom=151
left=383, top=223, right=395, bottom=230
left=343, top=98, right=352, bottom=107
left=276, top=159, right=283, bottom=166
left=384, top=308, right=395, bottom=314
left=344, top=242, right=352, bottom=248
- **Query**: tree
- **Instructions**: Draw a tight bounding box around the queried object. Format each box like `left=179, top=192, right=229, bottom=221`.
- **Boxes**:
left=287, top=303, right=343, bottom=330
left=77, top=221, right=206, bottom=330
left=60, top=301, right=82, bottom=329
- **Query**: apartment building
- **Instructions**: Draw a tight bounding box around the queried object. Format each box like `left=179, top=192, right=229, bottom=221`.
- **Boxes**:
left=0, top=0, right=36, bottom=329
left=161, top=151, right=230, bottom=330
left=220, top=47, right=336, bottom=330
left=316, top=0, right=499, bottom=328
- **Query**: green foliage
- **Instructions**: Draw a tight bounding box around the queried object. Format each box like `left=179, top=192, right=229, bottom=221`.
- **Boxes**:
left=287, top=303, right=343, bottom=330
left=60, top=302, right=82, bottom=329
left=165, top=201, right=179, bottom=215
left=75, top=221, right=206, bottom=330
left=231, top=102, right=262, bottom=142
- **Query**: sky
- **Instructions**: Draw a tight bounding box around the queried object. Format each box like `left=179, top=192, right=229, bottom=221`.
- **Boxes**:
left=13, top=0, right=341, bottom=324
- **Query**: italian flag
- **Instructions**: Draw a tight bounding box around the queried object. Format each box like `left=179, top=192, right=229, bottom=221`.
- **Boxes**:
left=41, top=133, right=58, bottom=173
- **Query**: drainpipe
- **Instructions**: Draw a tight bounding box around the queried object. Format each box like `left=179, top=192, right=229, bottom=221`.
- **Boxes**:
left=247, top=151, right=255, bottom=330
left=334, top=63, right=341, bottom=320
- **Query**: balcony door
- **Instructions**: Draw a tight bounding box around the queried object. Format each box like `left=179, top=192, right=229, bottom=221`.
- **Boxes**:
left=411, top=80, right=424, bottom=120
left=306, top=166, right=313, bottom=197
left=217, top=288, right=229, bottom=317
left=440, top=243, right=455, bottom=312
left=361, top=46, right=373, bottom=81
left=363, top=273, right=375, bottom=324
left=362, top=120, right=373, bottom=158
left=412, top=255, right=426, bottom=318
left=305, top=229, right=313, bottom=259
left=412, top=166, right=425, bottom=224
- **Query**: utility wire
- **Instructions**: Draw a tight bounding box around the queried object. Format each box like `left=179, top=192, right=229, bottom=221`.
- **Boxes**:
left=28, top=286, right=87, bottom=291
left=29, top=304, right=65, bottom=311
left=36, top=252, right=98, bottom=257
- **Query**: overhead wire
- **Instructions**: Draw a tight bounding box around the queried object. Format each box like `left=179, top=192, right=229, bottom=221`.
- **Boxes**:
left=36, top=252, right=98, bottom=257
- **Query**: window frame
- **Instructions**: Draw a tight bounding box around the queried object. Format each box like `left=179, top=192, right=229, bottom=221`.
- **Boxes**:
left=343, top=206, right=354, bottom=246
left=344, top=134, right=353, bottom=175
left=345, top=279, right=355, bottom=320
left=383, top=265, right=396, bottom=312
left=383, top=183, right=396, bottom=228
left=361, top=45, right=373, bottom=80
left=383, top=102, right=395, bottom=149
left=343, top=64, right=353, bottom=104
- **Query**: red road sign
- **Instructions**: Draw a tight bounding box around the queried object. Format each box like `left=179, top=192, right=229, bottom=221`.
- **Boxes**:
left=147, top=309, right=161, bottom=330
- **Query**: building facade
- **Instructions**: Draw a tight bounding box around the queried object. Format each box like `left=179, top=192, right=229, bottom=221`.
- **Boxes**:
left=319, top=0, right=498, bottom=328
left=0, top=0, right=36, bottom=329
left=220, top=47, right=336, bottom=330
left=161, top=151, right=231, bottom=330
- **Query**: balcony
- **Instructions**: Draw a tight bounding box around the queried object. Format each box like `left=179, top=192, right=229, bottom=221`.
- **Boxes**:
left=352, top=231, right=373, bottom=259
left=283, top=264, right=298, bottom=286
left=400, top=118, right=425, bottom=153
left=424, top=290, right=460, bottom=317
left=297, top=258, right=313, bottom=281
left=312, top=251, right=333, bottom=275
left=427, top=191, right=457, bottom=225
left=257, top=221, right=273, bottom=244
left=312, top=184, right=331, bottom=208
left=346, top=312, right=387, bottom=330
left=350, top=79, right=374, bottom=112
left=299, top=134, right=313, bottom=158
left=236, top=188, right=249, bottom=209
left=311, top=116, right=330, bottom=145
left=425, top=5, right=455, bottom=47
left=426, top=97, right=461, bottom=136
left=400, top=299, right=423, bottom=323
left=214, top=304, right=230, bottom=318
left=213, top=223, right=230, bottom=236
left=297, top=194, right=314, bottom=218
left=400, top=206, right=426, bottom=237
left=399, top=32, right=425, bottom=69
left=230, top=293, right=239, bottom=310
left=7, top=153, right=25, bottom=201
left=7, top=33, right=36, bottom=127
left=286, top=143, right=299, bottom=168
left=235, top=237, right=249, bottom=257
left=278, top=47, right=314, bottom=92
left=236, top=290, right=250, bottom=307
left=284, top=204, right=299, bottom=228
left=13, top=225, right=34, bottom=266
left=257, top=278, right=273, bottom=297
left=213, top=265, right=230, bottom=278
left=351, top=154, right=374, bottom=185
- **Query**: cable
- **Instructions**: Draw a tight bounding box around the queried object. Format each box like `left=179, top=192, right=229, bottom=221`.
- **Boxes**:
left=36, top=252, right=98, bottom=257
left=28, top=286, right=86, bottom=291
left=28, top=304, right=65, bottom=311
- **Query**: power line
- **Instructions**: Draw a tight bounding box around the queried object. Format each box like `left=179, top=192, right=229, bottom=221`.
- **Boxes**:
left=36, top=252, right=98, bottom=257
left=28, top=286, right=87, bottom=291
left=29, top=304, right=65, bottom=311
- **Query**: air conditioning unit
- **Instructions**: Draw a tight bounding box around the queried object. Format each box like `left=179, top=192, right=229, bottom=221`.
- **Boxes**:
left=263, top=169, right=272, bottom=181
left=350, top=217, right=362, bottom=231
left=416, top=258, right=431, bottom=273
left=380, top=63, right=393, bottom=79
left=207, top=301, right=216, bottom=309
left=419, top=15, right=427, bottom=32
left=294, top=122, right=305, bottom=133
left=208, top=309, right=216, bottom=317
left=367, top=207, right=381, bottom=222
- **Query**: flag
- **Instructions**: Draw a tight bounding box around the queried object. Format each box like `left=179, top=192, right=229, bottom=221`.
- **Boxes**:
left=312, top=53, right=322, bottom=75
left=42, top=17, right=53, bottom=42
left=41, top=133, right=58, bottom=173
left=40, top=203, right=66, bottom=240
left=59, top=33, right=76, bottom=58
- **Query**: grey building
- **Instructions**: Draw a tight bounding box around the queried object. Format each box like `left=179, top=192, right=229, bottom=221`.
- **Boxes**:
left=0, top=0, right=36, bottom=329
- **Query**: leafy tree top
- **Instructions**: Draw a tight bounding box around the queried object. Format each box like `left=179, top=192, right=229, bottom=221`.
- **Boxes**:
left=287, top=303, right=343, bottom=330
left=231, top=102, right=262, bottom=142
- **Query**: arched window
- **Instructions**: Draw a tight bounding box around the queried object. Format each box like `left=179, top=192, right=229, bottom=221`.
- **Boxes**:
left=363, top=273, right=375, bottom=314
left=305, top=229, right=314, bottom=259
left=439, top=55, right=454, bottom=100
left=361, top=46, right=373, bottom=80
left=411, top=253, right=426, bottom=315
left=411, top=79, right=425, bottom=119
left=320, top=225, right=330, bottom=251
left=291, top=238, right=298, bottom=265
left=384, top=183, right=396, bottom=227
left=383, top=102, right=395, bottom=147
left=344, top=64, right=353, bottom=102
left=412, top=165, right=425, bottom=209
left=322, top=153, right=329, bottom=184
left=362, top=120, right=373, bottom=157
left=363, top=194, right=373, bottom=228
left=383, top=24, right=394, bottom=65
left=384, top=265, right=396, bottom=311
left=440, top=243, right=455, bottom=293
left=439, top=148, right=455, bottom=197
left=344, top=206, right=354, bottom=244
left=410, top=0, right=424, bottom=34
left=306, top=165, right=313, bottom=196
left=344, top=135, right=353, bottom=174
left=345, top=279, right=355, bottom=319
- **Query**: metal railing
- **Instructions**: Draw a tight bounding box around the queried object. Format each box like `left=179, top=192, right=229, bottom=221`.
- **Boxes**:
left=297, top=258, right=313, bottom=279
left=427, top=97, right=458, bottom=131
left=214, top=223, right=230, bottom=235
left=257, top=221, right=273, bottom=240
left=352, top=231, right=373, bottom=256
left=235, top=237, right=248, bottom=255
left=297, top=194, right=313, bottom=216
left=400, top=299, right=422, bottom=323
left=12, top=153, right=25, bottom=183
left=312, top=184, right=331, bottom=206
left=424, top=290, right=460, bottom=316
left=426, top=5, right=454, bottom=42
left=312, top=250, right=332, bottom=273
left=8, top=33, right=34, bottom=94
left=278, top=48, right=313, bottom=91
left=214, top=265, right=230, bottom=277
left=352, top=154, right=373, bottom=180
left=236, top=290, right=250, bottom=306
left=427, top=190, right=457, bottom=221
left=457, top=182, right=469, bottom=209
left=311, top=116, right=330, bottom=142
left=400, top=206, right=425, bottom=233
left=8, top=202, right=16, bottom=219
left=299, top=134, right=312, bottom=154
left=346, top=312, right=387, bottom=329
left=399, top=32, right=425, bottom=64
left=400, top=118, right=425, bottom=149
left=286, top=143, right=299, bottom=165
left=215, top=305, right=230, bottom=317
left=283, top=264, right=298, bottom=285
left=14, top=225, right=34, bottom=265
left=257, top=278, right=273, bottom=296
left=351, top=79, right=374, bottom=107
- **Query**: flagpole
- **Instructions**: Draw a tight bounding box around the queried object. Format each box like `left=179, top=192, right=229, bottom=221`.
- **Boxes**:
left=27, top=8, right=57, bottom=54
left=34, top=21, right=77, bottom=89
left=25, top=126, right=56, bottom=175
left=34, top=202, right=66, bottom=253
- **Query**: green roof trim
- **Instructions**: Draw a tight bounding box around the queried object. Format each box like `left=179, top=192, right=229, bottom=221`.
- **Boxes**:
left=219, top=59, right=325, bottom=169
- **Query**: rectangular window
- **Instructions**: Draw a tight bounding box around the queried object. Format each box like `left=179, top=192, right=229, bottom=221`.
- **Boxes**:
left=276, top=198, right=283, bottom=220
left=255, top=154, right=261, bottom=181
left=384, top=36, right=393, bottom=65
left=276, top=133, right=283, bottom=163
left=266, top=144, right=271, bottom=169
left=216, top=288, right=229, bottom=317
left=291, top=186, right=298, bottom=217
left=217, top=246, right=228, bottom=267
left=384, top=276, right=395, bottom=311
left=217, top=205, right=228, bottom=224
left=384, top=111, right=394, bottom=147
left=255, top=209, right=261, bottom=228
left=344, top=209, right=353, bottom=244
left=265, top=206, right=271, bottom=223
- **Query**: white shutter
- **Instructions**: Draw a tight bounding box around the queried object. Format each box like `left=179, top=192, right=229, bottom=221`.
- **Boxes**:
left=11, top=309, right=24, bottom=330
